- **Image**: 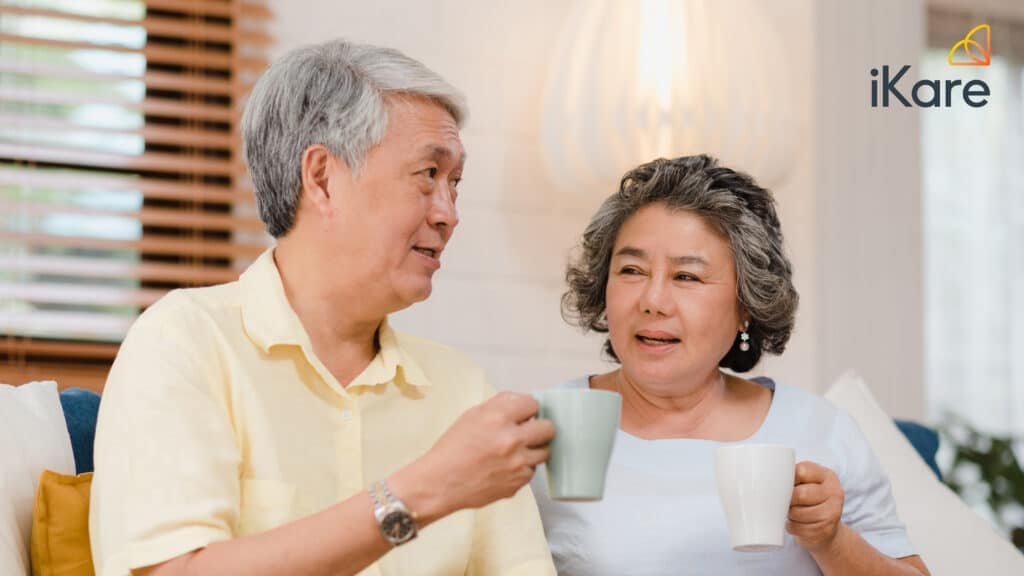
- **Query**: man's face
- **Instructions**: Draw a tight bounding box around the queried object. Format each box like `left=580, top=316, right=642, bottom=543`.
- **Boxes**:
left=322, top=98, right=464, bottom=312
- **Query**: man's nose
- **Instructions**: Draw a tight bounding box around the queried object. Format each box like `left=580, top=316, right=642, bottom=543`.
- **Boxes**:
left=428, top=183, right=459, bottom=232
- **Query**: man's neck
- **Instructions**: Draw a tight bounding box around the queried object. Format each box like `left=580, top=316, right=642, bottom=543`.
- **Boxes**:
left=273, top=241, right=384, bottom=387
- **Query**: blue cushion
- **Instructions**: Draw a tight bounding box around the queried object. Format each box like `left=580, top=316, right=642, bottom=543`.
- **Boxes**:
left=58, top=388, right=101, bottom=474
left=895, top=419, right=943, bottom=481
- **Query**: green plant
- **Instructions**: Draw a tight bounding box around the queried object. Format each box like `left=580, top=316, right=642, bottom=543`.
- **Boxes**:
left=939, top=415, right=1024, bottom=549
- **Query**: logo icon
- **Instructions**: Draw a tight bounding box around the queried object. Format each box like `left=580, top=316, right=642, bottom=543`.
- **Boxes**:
left=948, top=24, right=991, bottom=66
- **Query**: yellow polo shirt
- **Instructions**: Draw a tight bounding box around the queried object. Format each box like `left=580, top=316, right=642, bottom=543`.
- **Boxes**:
left=89, top=249, right=555, bottom=576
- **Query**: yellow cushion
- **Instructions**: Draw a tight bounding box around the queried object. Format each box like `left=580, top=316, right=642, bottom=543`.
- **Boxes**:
left=31, top=469, right=94, bottom=576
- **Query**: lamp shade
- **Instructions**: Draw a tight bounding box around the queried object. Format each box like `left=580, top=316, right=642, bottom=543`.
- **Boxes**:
left=541, top=0, right=798, bottom=192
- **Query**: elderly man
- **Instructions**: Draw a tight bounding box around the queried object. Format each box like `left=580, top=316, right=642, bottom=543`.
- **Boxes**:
left=89, top=40, right=556, bottom=576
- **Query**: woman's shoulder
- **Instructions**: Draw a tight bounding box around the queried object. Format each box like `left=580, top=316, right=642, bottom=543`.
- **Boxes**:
left=757, top=377, right=854, bottom=439
left=762, top=378, right=841, bottom=415
left=551, top=375, right=592, bottom=390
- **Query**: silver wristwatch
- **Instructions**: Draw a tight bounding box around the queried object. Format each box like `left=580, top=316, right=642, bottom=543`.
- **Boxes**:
left=369, top=480, right=418, bottom=546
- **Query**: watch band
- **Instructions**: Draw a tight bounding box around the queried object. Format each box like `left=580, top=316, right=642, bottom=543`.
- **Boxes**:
left=377, top=481, right=401, bottom=508
left=369, top=481, right=386, bottom=510
left=370, top=479, right=418, bottom=546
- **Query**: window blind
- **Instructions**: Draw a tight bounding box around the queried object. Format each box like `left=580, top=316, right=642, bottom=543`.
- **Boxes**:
left=0, top=0, right=272, bottom=390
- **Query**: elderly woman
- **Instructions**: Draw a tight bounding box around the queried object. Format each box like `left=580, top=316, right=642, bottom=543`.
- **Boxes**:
left=531, top=155, right=929, bottom=575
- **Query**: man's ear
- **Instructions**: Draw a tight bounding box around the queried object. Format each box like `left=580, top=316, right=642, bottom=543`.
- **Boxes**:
left=300, top=144, right=348, bottom=215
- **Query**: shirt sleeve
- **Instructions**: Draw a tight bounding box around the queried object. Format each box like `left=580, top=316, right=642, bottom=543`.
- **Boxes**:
left=89, top=295, right=241, bottom=576
left=464, top=377, right=556, bottom=576
left=467, top=484, right=557, bottom=576
left=833, top=409, right=916, bottom=559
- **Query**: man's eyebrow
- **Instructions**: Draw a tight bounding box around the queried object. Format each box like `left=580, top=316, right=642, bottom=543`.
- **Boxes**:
left=420, top=144, right=467, bottom=164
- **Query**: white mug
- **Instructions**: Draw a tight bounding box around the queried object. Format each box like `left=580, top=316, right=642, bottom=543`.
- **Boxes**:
left=714, top=443, right=796, bottom=551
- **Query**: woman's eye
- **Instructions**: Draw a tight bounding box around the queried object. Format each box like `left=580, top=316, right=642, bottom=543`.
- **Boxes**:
left=675, top=273, right=699, bottom=282
left=619, top=267, right=641, bottom=275
left=420, top=167, right=438, bottom=178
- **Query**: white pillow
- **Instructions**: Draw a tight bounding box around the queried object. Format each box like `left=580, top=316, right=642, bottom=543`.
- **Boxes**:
left=0, top=380, right=76, bottom=576
left=825, top=372, right=1024, bottom=576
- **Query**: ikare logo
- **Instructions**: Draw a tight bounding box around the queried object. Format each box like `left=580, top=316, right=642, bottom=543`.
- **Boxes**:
left=871, top=24, right=991, bottom=108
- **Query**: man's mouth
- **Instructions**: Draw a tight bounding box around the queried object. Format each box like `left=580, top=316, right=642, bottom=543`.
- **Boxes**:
left=413, top=247, right=438, bottom=258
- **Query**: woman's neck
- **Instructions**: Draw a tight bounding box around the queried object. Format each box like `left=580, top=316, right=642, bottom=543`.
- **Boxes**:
left=593, top=369, right=771, bottom=441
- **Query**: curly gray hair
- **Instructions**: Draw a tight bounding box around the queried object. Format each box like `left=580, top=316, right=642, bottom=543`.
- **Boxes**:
left=562, top=155, right=799, bottom=372
left=241, top=39, right=468, bottom=237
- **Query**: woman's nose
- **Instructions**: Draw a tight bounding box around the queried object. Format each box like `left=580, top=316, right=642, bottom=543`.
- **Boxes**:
left=639, top=278, right=671, bottom=316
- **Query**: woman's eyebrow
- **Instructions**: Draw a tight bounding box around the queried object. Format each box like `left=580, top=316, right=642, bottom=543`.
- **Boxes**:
left=613, top=246, right=646, bottom=259
left=613, top=247, right=708, bottom=267
left=670, top=255, right=708, bottom=267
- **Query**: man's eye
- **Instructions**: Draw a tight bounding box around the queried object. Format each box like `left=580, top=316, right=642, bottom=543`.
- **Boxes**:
left=619, top=267, right=641, bottom=275
left=420, top=167, right=438, bottom=178
left=675, top=273, right=699, bottom=282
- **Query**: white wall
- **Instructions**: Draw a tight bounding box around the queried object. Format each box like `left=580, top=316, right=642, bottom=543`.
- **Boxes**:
left=266, top=0, right=927, bottom=419
left=811, top=0, right=925, bottom=420
left=268, top=0, right=612, bottom=392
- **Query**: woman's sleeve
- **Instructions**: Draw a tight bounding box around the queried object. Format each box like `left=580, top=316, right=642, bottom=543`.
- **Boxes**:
left=833, top=409, right=917, bottom=558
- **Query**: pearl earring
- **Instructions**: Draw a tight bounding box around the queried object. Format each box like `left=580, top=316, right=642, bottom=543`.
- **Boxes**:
left=739, top=321, right=751, bottom=352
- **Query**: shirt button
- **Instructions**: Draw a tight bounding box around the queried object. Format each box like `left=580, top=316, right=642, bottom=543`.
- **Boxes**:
left=341, top=409, right=353, bottom=421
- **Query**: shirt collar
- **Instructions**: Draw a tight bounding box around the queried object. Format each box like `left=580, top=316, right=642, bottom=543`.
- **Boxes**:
left=239, top=248, right=431, bottom=389
left=347, top=319, right=431, bottom=390
left=239, top=248, right=311, bottom=352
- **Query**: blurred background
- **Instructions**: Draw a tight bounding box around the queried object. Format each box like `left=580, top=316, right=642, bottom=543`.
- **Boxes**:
left=0, top=0, right=1021, bottom=545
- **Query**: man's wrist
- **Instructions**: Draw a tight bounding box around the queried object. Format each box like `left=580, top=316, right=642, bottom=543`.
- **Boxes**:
left=388, top=460, right=450, bottom=527
left=369, top=480, right=418, bottom=546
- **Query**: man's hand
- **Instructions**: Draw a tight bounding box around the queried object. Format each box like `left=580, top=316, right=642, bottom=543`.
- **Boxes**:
left=391, top=392, right=554, bottom=523
left=787, top=461, right=845, bottom=553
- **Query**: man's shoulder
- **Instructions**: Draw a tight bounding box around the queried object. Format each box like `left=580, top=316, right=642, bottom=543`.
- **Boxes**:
left=133, top=281, right=243, bottom=332
left=392, top=330, right=486, bottom=381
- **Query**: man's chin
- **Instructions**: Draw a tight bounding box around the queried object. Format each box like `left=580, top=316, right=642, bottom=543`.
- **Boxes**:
left=398, top=281, right=433, bottom=308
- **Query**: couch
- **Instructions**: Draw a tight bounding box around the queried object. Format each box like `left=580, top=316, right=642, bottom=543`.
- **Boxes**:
left=3, top=379, right=1021, bottom=576
left=826, top=373, right=1024, bottom=575
left=56, top=386, right=943, bottom=477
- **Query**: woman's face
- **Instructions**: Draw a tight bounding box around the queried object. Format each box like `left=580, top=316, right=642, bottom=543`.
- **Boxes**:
left=605, top=203, right=746, bottom=394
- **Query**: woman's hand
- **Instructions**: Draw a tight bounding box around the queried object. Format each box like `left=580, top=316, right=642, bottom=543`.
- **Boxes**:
left=787, top=461, right=845, bottom=553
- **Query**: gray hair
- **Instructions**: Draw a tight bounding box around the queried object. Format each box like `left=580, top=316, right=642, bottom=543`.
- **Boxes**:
left=241, top=39, right=468, bottom=237
left=562, top=155, right=799, bottom=372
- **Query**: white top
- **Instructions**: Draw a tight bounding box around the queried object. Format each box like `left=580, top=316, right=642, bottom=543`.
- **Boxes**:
left=531, top=376, right=915, bottom=576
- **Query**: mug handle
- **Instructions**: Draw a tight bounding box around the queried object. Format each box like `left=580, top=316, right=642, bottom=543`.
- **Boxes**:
left=530, top=390, right=546, bottom=420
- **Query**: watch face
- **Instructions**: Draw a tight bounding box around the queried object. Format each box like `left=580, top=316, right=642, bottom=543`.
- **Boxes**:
left=381, top=510, right=416, bottom=543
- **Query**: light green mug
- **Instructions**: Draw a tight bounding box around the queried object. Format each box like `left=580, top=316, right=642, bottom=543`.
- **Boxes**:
left=533, top=388, right=622, bottom=501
